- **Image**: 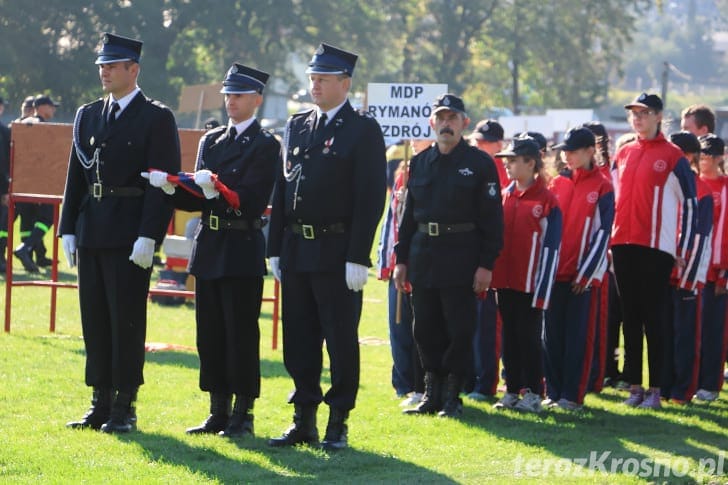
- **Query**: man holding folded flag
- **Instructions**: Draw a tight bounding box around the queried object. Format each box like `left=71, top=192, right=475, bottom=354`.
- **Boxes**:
left=144, top=62, right=279, bottom=438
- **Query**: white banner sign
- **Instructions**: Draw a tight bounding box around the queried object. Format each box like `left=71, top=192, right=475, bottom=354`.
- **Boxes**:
left=367, top=83, right=447, bottom=140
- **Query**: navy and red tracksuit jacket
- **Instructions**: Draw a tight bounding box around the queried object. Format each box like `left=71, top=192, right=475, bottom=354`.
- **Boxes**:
left=492, top=176, right=562, bottom=309
left=673, top=174, right=713, bottom=291
left=700, top=175, right=728, bottom=288
left=611, top=133, right=698, bottom=260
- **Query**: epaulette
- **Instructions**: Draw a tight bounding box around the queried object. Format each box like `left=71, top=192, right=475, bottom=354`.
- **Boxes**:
left=150, top=99, right=171, bottom=110
left=260, top=128, right=273, bottom=138
left=290, top=109, right=314, bottom=120
left=357, top=109, right=375, bottom=119
left=82, top=98, right=105, bottom=110
left=206, top=125, right=226, bottom=137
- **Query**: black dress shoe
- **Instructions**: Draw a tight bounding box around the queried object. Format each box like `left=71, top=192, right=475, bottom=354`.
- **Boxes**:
left=268, top=423, right=318, bottom=447
left=186, top=414, right=229, bottom=434
left=13, top=244, right=39, bottom=273
left=219, top=413, right=254, bottom=438
left=35, top=255, right=53, bottom=267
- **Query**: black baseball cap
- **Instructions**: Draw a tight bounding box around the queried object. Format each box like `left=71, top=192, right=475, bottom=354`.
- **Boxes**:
left=625, top=92, right=663, bottom=112
left=33, top=95, right=59, bottom=108
left=432, top=93, right=466, bottom=115
left=699, top=134, right=725, bottom=156
left=582, top=121, right=608, bottom=140
left=553, top=127, right=596, bottom=151
left=670, top=131, right=701, bottom=154
left=515, top=131, right=548, bottom=151
left=470, top=119, right=504, bottom=142
left=495, top=136, right=541, bottom=158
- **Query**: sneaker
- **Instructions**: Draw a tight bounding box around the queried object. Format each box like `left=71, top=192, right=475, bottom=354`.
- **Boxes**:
left=541, top=397, right=558, bottom=408
left=493, top=392, right=519, bottom=410
left=514, top=390, right=542, bottom=413
left=399, top=392, right=423, bottom=407
left=556, top=398, right=583, bottom=411
left=694, top=389, right=718, bottom=402
left=623, top=387, right=645, bottom=407
left=466, top=392, right=489, bottom=402
left=638, top=390, right=661, bottom=409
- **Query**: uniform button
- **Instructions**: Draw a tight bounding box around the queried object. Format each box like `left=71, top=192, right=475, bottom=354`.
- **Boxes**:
left=304, top=154, right=310, bottom=159
left=296, top=196, right=303, bottom=201
left=101, top=142, right=107, bottom=147
left=297, top=219, right=303, bottom=223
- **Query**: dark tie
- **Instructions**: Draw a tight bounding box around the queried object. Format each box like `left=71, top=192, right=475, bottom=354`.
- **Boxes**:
left=314, top=113, right=327, bottom=139
left=228, top=126, right=237, bottom=144
left=108, top=102, right=120, bottom=125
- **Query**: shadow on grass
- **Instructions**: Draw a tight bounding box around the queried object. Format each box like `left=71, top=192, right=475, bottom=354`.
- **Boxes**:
left=116, top=431, right=458, bottom=483
left=458, top=397, right=725, bottom=483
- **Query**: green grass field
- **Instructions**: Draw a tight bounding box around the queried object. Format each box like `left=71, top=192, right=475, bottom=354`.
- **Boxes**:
left=1, top=250, right=726, bottom=484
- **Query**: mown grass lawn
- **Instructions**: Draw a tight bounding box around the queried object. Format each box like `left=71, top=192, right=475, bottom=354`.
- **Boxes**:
left=1, top=252, right=726, bottom=484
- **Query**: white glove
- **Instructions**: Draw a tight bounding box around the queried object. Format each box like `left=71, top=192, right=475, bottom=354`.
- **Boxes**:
left=61, top=234, right=77, bottom=268
left=140, top=171, right=175, bottom=195
left=269, top=256, right=281, bottom=281
left=129, top=236, right=156, bottom=269
left=194, top=169, right=219, bottom=199
left=345, top=262, right=368, bottom=292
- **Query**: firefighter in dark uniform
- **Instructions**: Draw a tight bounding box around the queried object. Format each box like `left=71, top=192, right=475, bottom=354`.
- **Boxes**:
left=60, top=33, right=181, bottom=433
left=393, top=93, right=504, bottom=418
left=144, top=63, right=279, bottom=438
left=267, top=43, right=386, bottom=450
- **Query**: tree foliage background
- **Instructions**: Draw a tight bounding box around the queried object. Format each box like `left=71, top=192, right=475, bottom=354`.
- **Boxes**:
left=0, top=0, right=725, bottom=125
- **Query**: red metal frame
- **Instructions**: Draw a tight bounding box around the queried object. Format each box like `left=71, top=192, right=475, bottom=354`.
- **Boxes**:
left=2, top=196, right=280, bottom=349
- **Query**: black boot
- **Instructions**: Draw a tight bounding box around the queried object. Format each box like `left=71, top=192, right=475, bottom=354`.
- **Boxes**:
left=66, top=388, right=114, bottom=430
left=100, top=389, right=137, bottom=433
left=321, top=408, right=349, bottom=451
left=219, top=395, right=254, bottom=438
left=403, top=372, right=443, bottom=415
left=186, top=393, right=231, bottom=434
left=438, top=374, right=464, bottom=417
left=268, top=404, right=319, bottom=447
left=34, top=241, right=52, bottom=267
left=13, top=227, right=44, bottom=273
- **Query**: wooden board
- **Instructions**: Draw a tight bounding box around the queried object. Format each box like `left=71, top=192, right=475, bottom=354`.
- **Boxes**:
left=9, top=122, right=204, bottom=196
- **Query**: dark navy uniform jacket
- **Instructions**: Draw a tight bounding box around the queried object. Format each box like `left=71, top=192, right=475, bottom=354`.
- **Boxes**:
left=268, top=100, right=386, bottom=271
left=395, top=138, right=504, bottom=288
left=174, top=120, right=279, bottom=279
left=59, top=92, right=180, bottom=247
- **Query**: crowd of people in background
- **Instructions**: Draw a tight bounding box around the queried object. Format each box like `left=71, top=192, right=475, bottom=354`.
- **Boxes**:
left=380, top=97, right=727, bottom=416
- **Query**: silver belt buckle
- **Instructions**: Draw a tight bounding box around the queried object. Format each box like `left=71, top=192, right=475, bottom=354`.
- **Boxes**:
left=302, top=224, right=315, bottom=239
left=428, top=222, right=439, bottom=236
left=93, top=183, right=103, bottom=200
left=209, top=214, right=219, bottom=231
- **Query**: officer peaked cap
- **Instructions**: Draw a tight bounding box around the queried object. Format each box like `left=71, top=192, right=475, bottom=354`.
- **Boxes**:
left=306, top=43, right=358, bottom=76
left=95, top=32, right=143, bottom=64
left=220, top=63, right=269, bottom=94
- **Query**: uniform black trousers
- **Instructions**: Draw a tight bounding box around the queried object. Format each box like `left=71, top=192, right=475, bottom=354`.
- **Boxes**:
left=611, top=244, right=673, bottom=388
left=77, top=246, right=151, bottom=391
left=281, top=269, right=362, bottom=411
left=411, top=285, right=476, bottom=376
left=195, top=276, right=263, bottom=397
left=498, top=288, right=544, bottom=395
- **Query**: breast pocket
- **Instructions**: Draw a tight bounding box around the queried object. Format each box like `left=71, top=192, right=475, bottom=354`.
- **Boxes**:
left=453, top=176, right=477, bottom=206
left=409, top=174, right=433, bottom=203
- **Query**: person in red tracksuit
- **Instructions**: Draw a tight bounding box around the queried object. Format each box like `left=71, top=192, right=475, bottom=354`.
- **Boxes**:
left=695, top=134, right=728, bottom=402
left=544, top=127, right=614, bottom=411
left=611, top=93, right=698, bottom=410
left=491, top=136, right=562, bottom=414
left=661, top=131, right=713, bottom=404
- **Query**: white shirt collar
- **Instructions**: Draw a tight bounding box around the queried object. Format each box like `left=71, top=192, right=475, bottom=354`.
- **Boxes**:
left=317, top=99, right=347, bottom=125
left=228, top=116, right=256, bottom=139
left=109, top=86, right=141, bottom=115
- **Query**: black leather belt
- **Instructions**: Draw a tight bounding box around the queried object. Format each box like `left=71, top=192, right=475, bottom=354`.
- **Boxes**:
left=89, top=184, right=144, bottom=200
left=202, top=214, right=267, bottom=231
left=290, top=222, right=346, bottom=240
left=417, top=222, right=475, bottom=236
